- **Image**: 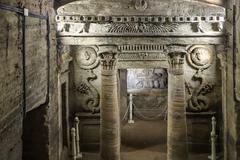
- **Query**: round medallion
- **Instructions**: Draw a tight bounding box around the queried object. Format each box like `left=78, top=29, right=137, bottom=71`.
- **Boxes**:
left=135, top=0, right=148, bottom=11
left=76, top=47, right=99, bottom=69
left=187, top=45, right=214, bottom=70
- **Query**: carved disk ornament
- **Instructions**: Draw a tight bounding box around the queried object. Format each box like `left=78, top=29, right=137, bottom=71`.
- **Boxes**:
left=76, top=47, right=99, bottom=69
left=187, top=45, right=214, bottom=70
left=135, top=0, right=148, bottom=11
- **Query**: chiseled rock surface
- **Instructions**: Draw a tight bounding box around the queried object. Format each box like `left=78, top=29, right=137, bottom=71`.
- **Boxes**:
left=0, top=0, right=59, bottom=160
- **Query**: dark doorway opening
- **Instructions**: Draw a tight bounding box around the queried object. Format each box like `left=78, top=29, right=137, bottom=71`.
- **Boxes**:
left=22, top=105, right=49, bottom=160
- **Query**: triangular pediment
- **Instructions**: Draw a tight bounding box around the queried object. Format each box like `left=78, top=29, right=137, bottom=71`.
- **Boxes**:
left=57, top=0, right=225, bottom=16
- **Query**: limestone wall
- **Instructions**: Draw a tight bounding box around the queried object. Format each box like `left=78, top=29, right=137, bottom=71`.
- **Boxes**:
left=224, top=0, right=240, bottom=159
left=0, top=1, right=59, bottom=160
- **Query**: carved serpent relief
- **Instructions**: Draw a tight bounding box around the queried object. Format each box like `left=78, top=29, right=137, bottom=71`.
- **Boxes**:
left=185, top=70, right=214, bottom=112
left=74, top=69, right=100, bottom=113
left=186, top=45, right=215, bottom=112
left=74, top=47, right=100, bottom=113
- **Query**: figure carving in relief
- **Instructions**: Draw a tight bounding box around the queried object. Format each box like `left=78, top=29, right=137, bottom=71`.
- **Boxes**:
left=187, top=45, right=214, bottom=70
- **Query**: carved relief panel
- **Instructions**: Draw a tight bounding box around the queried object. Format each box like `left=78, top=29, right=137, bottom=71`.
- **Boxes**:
left=184, top=45, right=221, bottom=112
left=71, top=46, right=101, bottom=113
left=127, top=69, right=168, bottom=90
left=127, top=68, right=168, bottom=120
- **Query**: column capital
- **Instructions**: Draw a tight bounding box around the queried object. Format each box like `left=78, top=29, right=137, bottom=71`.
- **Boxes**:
left=99, top=46, right=119, bottom=71
left=167, top=45, right=187, bottom=75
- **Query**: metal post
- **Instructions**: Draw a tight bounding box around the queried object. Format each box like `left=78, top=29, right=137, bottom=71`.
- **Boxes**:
left=209, top=117, right=217, bottom=160
left=128, top=93, right=134, bottom=124
left=74, top=117, right=82, bottom=159
left=74, top=117, right=80, bottom=155
left=71, top=128, right=77, bottom=160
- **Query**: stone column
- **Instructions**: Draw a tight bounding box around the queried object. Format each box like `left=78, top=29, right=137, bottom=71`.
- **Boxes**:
left=99, top=47, right=120, bottom=160
left=167, top=46, right=188, bottom=160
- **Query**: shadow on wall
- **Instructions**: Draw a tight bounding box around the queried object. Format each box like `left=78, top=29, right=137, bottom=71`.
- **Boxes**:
left=22, top=104, right=49, bottom=160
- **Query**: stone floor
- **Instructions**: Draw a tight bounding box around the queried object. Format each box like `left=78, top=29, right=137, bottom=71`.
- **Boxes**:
left=80, top=119, right=212, bottom=160
left=81, top=145, right=210, bottom=160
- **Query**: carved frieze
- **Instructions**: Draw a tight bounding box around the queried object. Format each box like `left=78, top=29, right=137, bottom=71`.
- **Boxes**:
left=118, top=52, right=167, bottom=61
left=119, top=44, right=166, bottom=52
left=127, top=69, right=168, bottom=90
left=108, top=23, right=179, bottom=33
left=118, top=44, right=167, bottom=62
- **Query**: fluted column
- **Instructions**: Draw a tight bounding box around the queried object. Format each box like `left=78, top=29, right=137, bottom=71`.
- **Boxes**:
left=99, top=47, right=120, bottom=160
left=167, top=46, right=188, bottom=160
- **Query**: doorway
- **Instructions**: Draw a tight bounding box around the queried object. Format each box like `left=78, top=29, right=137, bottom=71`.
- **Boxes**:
left=119, top=68, right=168, bottom=160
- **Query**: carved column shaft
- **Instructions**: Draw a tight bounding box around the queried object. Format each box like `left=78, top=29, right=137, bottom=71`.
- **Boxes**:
left=100, top=51, right=120, bottom=160
left=167, top=50, right=188, bottom=160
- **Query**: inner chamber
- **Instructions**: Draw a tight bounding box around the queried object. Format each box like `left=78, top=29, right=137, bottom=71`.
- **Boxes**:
left=120, top=68, right=168, bottom=160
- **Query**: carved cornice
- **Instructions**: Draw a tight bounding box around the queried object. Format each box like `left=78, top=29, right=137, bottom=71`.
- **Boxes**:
left=56, top=15, right=225, bottom=36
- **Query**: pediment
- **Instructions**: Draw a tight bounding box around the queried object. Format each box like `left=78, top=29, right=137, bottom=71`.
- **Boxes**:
left=57, top=0, right=225, bottom=16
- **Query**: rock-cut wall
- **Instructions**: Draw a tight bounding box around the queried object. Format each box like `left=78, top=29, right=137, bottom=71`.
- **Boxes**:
left=0, top=0, right=59, bottom=160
